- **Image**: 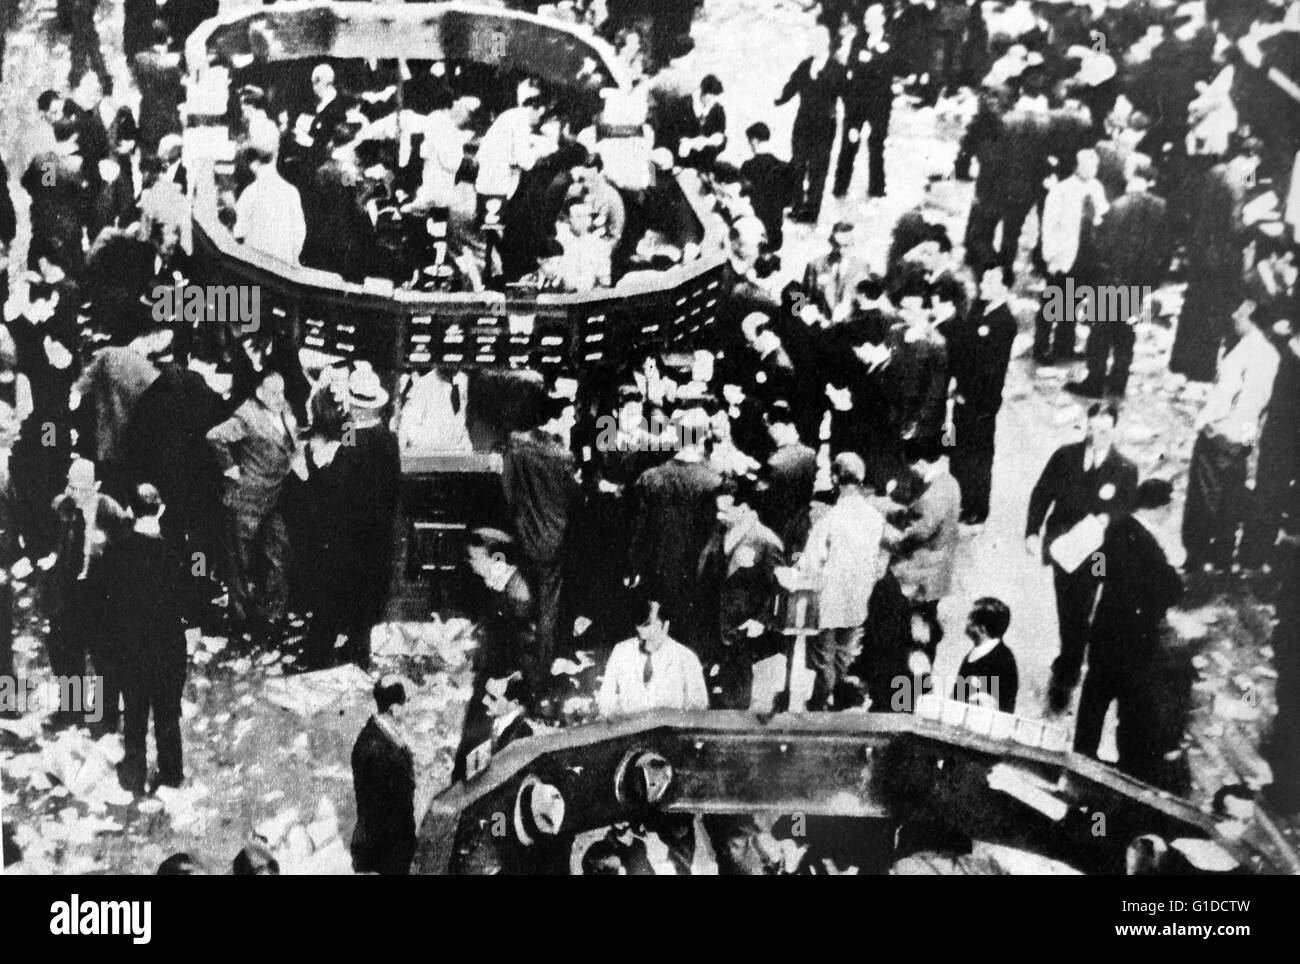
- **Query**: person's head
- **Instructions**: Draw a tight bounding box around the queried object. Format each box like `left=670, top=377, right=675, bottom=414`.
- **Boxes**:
left=1134, top=478, right=1173, bottom=514
left=1232, top=298, right=1260, bottom=339
left=565, top=198, right=595, bottom=236
left=569, top=151, right=603, bottom=190
left=345, top=364, right=390, bottom=419
left=863, top=0, right=888, bottom=33
left=373, top=675, right=409, bottom=721
left=634, top=597, right=671, bottom=651
left=1075, top=148, right=1100, bottom=181
left=310, top=64, right=336, bottom=100
left=156, top=852, right=201, bottom=875
left=1085, top=400, right=1120, bottom=451
left=1126, top=156, right=1154, bottom=191
left=699, top=74, right=724, bottom=108
left=889, top=273, right=930, bottom=324
left=129, top=482, right=165, bottom=522
left=830, top=220, right=855, bottom=252
left=854, top=275, right=887, bottom=311
left=966, top=596, right=1011, bottom=644
left=66, top=459, right=99, bottom=502
left=237, top=84, right=269, bottom=120
left=37, top=89, right=64, bottom=124
left=253, top=369, right=286, bottom=410
left=745, top=122, right=771, bottom=153
left=232, top=838, right=280, bottom=876
left=615, top=384, right=644, bottom=432
left=765, top=400, right=799, bottom=446
left=930, top=275, right=966, bottom=324
left=239, top=144, right=276, bottom=176
left=581, top=837, right=627, bottom=875
left=450, top=92, right=482, bottom=127
left=831, top=452, right=866, bottom=491
left=520, top=94, right=546, bottom=128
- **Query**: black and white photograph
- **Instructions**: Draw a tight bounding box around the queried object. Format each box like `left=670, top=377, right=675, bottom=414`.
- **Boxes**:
left=0, top=0, right=1297, bottom=902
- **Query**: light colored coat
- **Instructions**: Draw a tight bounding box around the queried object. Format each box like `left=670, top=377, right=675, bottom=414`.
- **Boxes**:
left=798, top=488, right=885, bottom=629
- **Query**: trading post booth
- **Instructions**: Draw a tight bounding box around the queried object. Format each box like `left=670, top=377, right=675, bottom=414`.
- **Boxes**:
left=181, top=2, right=731, bottom=617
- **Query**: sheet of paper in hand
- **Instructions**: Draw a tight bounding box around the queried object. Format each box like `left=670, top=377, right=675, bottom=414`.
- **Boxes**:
left=1048, top=514, right=1106, bottom=574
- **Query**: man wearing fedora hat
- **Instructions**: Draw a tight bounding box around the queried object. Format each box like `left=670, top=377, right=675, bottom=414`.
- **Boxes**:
left=320, top=365, right=400, bottom=671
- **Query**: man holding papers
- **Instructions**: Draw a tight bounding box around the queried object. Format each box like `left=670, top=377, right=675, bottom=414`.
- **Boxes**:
left=1025, top=402, right=1138, bottom=713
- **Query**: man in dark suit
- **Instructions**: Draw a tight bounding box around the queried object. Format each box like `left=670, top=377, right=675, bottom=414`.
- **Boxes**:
left=502, top=393, right=578, bottom=703
left=1070, top=159, right=1170, bottom=399
left=1074, top=480, right=1184, bottom=784
left=836, top=1, right=898, bottom=199
left=628, top=408, right=723, bottom=644
left=940, top=266, right=1017, bottom=524
left=351, top=676, right=417, bottom=875
left=103, top=484, right=187, bottom=794
left=775, top=25, right=845, bottom=224
left=1025, top=402, right=1138, bottom=711
left=302, top=64, right=354, bottom=171
left=802, top=221, right=869, bottom=322
left=756, top=401, right=817, bottom=555
left=695, top=486, right=786, bottom=709
left=327, top=368, right=401, bottom=671
left=741, top=123, right=794, bottom=251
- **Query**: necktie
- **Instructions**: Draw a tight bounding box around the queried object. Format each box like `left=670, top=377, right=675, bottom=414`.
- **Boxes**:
left=642, top=650, right=654, bottom=686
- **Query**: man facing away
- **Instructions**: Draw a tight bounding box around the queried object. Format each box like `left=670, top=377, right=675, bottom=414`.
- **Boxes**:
left=104, top=484, right=187, bottom=794
left=598, top=597, right=709, bottom=717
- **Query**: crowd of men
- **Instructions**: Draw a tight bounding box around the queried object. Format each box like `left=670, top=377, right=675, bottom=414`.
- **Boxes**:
left=1, top=0, right=1300, bottom=874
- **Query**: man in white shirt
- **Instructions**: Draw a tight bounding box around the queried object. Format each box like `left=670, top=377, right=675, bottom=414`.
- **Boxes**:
left=597, top=598, right=709, bottom=717
left=233, top=145, right=306, bottom=265
left=1035, top=148, right=1108, bottom=362
left=1183, top=298, right=1281, bottom=572
left=475, top=95, right=548, bottom=202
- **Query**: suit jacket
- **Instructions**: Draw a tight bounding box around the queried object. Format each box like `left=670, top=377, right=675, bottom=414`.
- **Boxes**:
left=629, top=457, right=723, bottom=599
left=74, top=347, right=160, bottom=465
left=777, top=56, right=845, bottom=134
left=100, top=528, right=186, bottom=674
left=502, top=428, right=577, bottom=564
left=940, top=300, right=1016, bottom=420
left=1026, top=441, right=1138, bottom=562
left=206, top=397, right=297, bottom=503
left=889, top=468, right=962, bottom=602
left=351, top=715, right=416, bottom=875
left=882, top=327, right=949, bottom=445
left=740, top=153, right=795, bottom=234
left=1090, top=514, right=1183, bottom=664
left=696, top=518, right=785, bottom=659
left=759, top=442, right=817, bottom=548
left=331, top=423, right=401, bottom=623
left=842, top=32, right=898, bottom=119
left=802, top=251, right=869, bottom=320
left=1096, top=190, right=1170, bottom=288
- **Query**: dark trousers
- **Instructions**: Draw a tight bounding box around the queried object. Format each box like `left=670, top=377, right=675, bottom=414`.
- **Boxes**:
left=1035, top=271, right=1083, bottom=361
left=950, top=408, right=997, bottom=522
left=121, top=669, right=184, bottom=790
left=1183, top=430, right=1249, bottom=570
left=835, top=107, right=890, bottom=198
left=526, top=558, right=564, bottom=703
left=1084, top=315, right=1139, bottom=396
left=964, top=195, right=1035, bottom=286
left=1049, top=564, right=1098, bottom=692
left=68, top=0, right=109, bottom=88
left=1073, top=654, right=1157, bottom=779
left=88, top=649, right=121, bottom=733
left=791, top=121, right=836, bottom=220
left=1239, top=435, right=1300, bottom=568
left=1170, top=270, right=1234, bottom=382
